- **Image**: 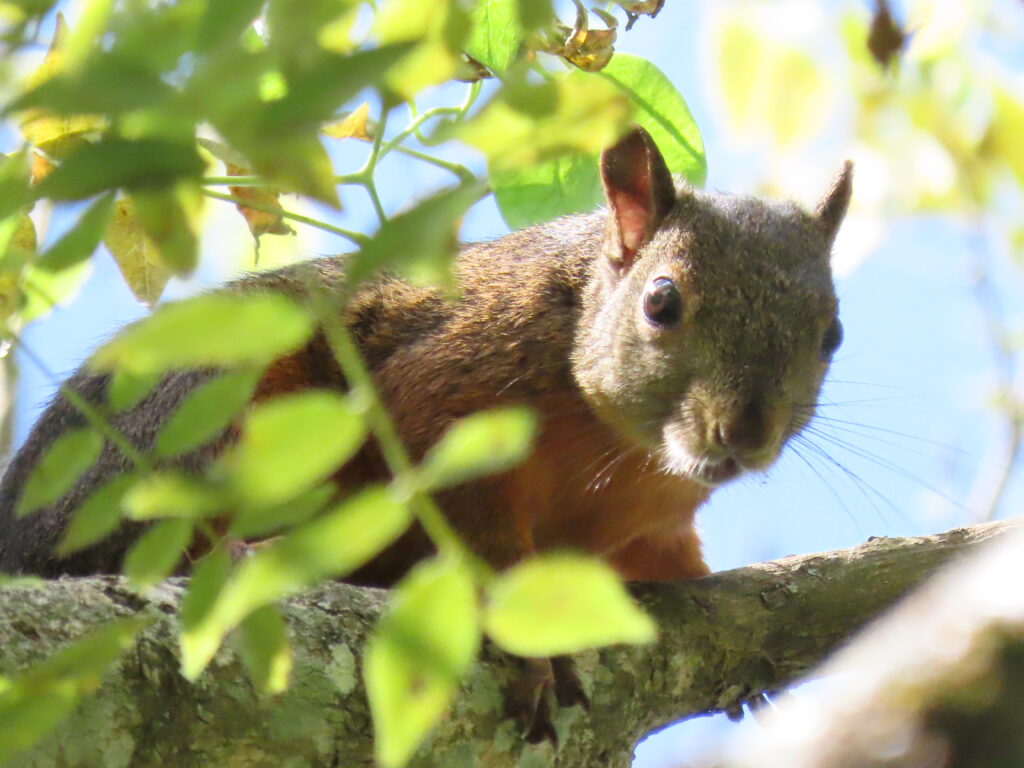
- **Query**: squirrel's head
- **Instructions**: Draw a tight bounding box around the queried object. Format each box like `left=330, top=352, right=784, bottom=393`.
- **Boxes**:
left=572, top=127, right=852, bottom=488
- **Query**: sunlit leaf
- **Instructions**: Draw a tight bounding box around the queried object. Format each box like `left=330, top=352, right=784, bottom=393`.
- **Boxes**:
left=223, top=390, right=365, bottom=506
left=490, top=150, right=601, bottom=230
left=485, top=553, right=656, bottom=655
left=321, top=102, right=371, bottom=141
left=155, top=369, right=261, bottom=458
left=34, top=138, right=204, bottom=202
left=348, top=182, right=486, bottom=287
left=90, top=293, right=314, bottom=373
left=180, top=547, right=233, bottom=632
left=460, top=73, right=631, bottom=171
left=489, top=55, right=705, bottom=229
left=20, top=257, right=92, bottom=322
left=228, top=483, right=334, bottom=539
left=16, top=13, right=104, bottom=157
left=15, top=427, right=104, bottom=517
left=36, top=192, right=115, bottom=272
left=56, top=472, right=136, bottom=556
left=715, top=18, right=829, bottom=146
left=123, top=517, right=193, bottom=590
left=129, top=182, right=204, bottom=276
left=466, top=0, right=523, bottom=75
left=591, top=53, right=706, bottom=186
left=107, top=369, right=160, bottom=413
left=102, top=197, right=173, bottom=306
left=0, top=149, right=33, bottom=221
left=990, top=88, right=1024, bottom=187
left=419, top=407, right=536, bottom=490
left=374, top=0, right=471, bottom=96
left=366, top=555, right=480, bottom=768
left=181, top=486, right=410, bottom=679
left=123, top=471, right=228, bottom=520
left=236, top=605, right=292, bottom=695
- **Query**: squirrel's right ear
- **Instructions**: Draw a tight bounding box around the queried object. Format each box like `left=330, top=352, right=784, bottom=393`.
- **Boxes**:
left=600, top=126, right=676, bottom=272
left=815, top=160, right=854, bottom=241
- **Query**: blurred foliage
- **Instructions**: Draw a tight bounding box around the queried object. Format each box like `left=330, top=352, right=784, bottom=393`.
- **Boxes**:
left=0, top=0, right=698, bottom=762
left=712, top=0, right=1023, bottom=524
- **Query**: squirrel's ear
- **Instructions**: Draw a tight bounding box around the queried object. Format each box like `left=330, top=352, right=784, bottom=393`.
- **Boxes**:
left=815, top=160, right=853, bottom=241
left=600, top=126, right=676, bottom=271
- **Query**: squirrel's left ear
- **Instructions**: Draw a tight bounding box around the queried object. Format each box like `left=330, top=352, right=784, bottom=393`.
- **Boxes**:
left=815, top=160, right=854, bottom=241
left=600, top=126, right=676, bottom=272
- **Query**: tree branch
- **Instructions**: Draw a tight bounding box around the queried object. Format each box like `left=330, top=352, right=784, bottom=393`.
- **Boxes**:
left=1, top=518, right=1020, bottom=768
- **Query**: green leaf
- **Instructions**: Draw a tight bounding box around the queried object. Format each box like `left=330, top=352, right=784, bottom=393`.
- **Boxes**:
left=236, top=605, right=292, bottom=695
left=15, top=427, right=104, bottom=517
left=224, top=390, right=365, bottom=506
left=155, top=369, right=261, bottom=458
left=122, top=472, right=227, bottom=520
left=491, top=150, right=601, bottom=230
left=20, top=257, right=92, bottom=322
left=90, top=293, right=314, bottom=374
left=348, top=182, right=486, bottom=288
left=56, top=472, right=136, bottom=556
left=107, top=369, right=160, bottom=413
left=466, top=0, right=523, bottom=75
left=0, top=148, right=32, bottom=221
left=485, top=553, right=656, bottom=656
left=486, top=55, right=706, bottom=229
left=0, top=617, right=149, bottom=764
left=10, top=51, right=176, bottom=117
left=228, top=483, right=334, bottom=538
left=374, top=0, right=471, bottom=97
left=34, top=137, right=205, bottom=202
left=366, top=556, right=480, bottom=768
left=128, top=182, right=203, bottom=276
left=196, top=0, right=265, bottom=53
left=36, top=192, right=115, bottom=272
left=102, top=196, right=173, bottom=306
left=180, top=486, right=410, bottom=679
left=715, top=18, right=828, bottom=147
left=180, top=547, right=233, bottom=632
left=592, top=54, right=706, bottom=187
left=419, top=407, right=536, bottom=490
left=123, top=517, right=193, bottom=590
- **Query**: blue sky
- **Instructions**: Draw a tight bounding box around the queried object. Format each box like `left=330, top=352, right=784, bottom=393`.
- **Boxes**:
left=3, top=1, right=1022, bottom=765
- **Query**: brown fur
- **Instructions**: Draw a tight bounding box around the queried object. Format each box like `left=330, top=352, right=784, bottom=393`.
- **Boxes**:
left=0, top=129, right=851, bottom=588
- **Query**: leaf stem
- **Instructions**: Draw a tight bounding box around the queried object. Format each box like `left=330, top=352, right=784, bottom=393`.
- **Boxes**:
left=390, top=145, right=477, bottom=184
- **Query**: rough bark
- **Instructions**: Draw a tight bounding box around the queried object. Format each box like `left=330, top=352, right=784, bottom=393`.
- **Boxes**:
left=718, top=518, right=1024, bottom=768
left=0, top=518, right=1019, bottom=768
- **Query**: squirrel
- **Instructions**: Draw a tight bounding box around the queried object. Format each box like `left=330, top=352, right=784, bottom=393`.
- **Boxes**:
left=0, top=126, right=850, bottom=737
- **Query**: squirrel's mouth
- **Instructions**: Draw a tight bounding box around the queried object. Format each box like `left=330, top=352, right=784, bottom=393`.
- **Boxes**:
left=659, top=429, right=743, bottom=487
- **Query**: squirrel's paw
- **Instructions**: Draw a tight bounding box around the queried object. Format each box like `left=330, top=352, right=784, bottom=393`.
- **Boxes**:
left=505, top=657, right=589, bottom=746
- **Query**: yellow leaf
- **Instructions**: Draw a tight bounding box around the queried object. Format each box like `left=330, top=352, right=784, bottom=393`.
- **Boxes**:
left=30, top=150, right=54, bottom=186
left=714, top=17, right=829, bottom=147
left=321, top=103, right=371, bottom=141
left=103, top=198, right=173, bottom=307
left=0, top=213, right=36, bottom=323
left=226, top=162, right=295, bottom=238
left=17, top=13, right=104, bottom=157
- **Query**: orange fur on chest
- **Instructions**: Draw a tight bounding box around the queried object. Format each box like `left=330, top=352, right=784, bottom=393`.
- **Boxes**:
left=506, top=396, right=712, bottom=581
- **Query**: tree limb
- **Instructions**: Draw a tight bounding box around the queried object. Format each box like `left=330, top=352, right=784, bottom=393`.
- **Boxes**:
left=1, top=518, right=1020, bottom=768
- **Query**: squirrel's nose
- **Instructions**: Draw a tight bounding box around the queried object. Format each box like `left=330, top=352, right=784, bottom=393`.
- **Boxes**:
left=714, top=399, right=771, bottom=457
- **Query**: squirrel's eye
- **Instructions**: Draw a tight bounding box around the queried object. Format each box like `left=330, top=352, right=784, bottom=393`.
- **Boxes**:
left=820, top=317, right=843, bottom=360
left=643, top=277, right=682, bottom=326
